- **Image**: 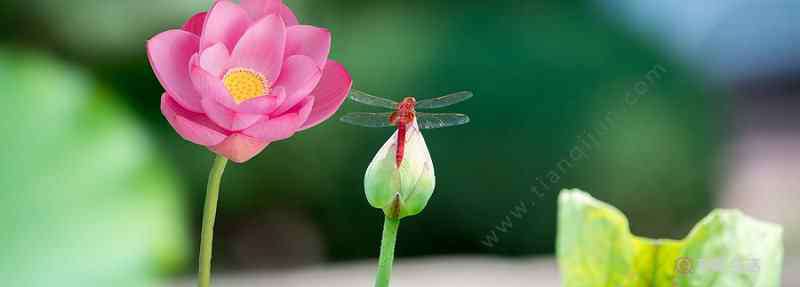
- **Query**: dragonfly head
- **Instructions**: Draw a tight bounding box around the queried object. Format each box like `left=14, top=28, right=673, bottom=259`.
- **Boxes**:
left=400, top=97, right=417, bottom=111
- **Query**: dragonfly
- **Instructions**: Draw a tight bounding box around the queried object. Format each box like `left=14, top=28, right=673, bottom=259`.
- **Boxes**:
left=341, top=89, right=472, bottom=166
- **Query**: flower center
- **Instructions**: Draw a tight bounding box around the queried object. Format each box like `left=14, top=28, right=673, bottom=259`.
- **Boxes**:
left=223, top=68, right=270, bottom=104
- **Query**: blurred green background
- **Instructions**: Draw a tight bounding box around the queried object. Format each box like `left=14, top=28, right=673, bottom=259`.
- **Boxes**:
left=3, top=0, right=797, bottom=286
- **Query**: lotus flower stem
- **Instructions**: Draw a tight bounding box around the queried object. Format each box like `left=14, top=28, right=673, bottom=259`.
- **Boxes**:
left=198, top=155, right=228, bottom=287
left=374, top=216, right=401, bottom=287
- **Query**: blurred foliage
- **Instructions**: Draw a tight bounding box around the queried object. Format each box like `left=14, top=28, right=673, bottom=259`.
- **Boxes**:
left=0, top=49, right=188, bottom=286
left=558, top=190, right=783, bottom=287
left=0, top=0, right=725, bottom=275
left=1, top=0, right=207, bottom=59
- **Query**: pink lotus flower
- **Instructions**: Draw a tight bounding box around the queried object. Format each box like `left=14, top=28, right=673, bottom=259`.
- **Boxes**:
left=148, top=0, right=352, bottom=163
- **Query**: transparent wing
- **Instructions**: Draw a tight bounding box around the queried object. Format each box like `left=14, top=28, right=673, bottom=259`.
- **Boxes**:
left=340, top=112, right=394, bottom=128
left=416, top=112, right=470, bottom=129
left=349, top=89, right=399, bottom=109
left=415, top=91, right=473, bottom=110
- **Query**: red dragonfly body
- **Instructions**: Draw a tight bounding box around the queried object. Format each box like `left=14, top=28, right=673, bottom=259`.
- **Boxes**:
left=341, top=90, right=472, bottom=167
left=389, top=97, right=417, bottom=167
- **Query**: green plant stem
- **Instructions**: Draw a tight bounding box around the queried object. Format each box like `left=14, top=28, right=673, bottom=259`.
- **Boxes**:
left=374, top=216, right=401, bottom=287
left=198, top=155, right=228, bottom=287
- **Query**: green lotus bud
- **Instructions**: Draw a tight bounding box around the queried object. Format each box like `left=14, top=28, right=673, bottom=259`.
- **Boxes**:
left=364, top=121, right=435, bottom=219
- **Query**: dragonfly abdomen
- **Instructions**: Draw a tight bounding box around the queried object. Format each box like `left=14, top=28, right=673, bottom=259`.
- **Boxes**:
left=395, top=124, right=406, bottom=167
left=392, top=107, right=415, bottom=167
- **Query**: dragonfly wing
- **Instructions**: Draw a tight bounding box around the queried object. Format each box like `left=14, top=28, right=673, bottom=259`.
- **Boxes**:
left=416, top=113, right=470, bottom=129
left=415, top=91, right=473, bottom=109
left=349, top=89, right=399, bottom=109
left=340, top=112, right=394, bottom=128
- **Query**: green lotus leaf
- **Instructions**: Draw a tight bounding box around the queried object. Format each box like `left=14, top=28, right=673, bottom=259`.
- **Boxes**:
left=557, top=189, right=783, bottom=287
